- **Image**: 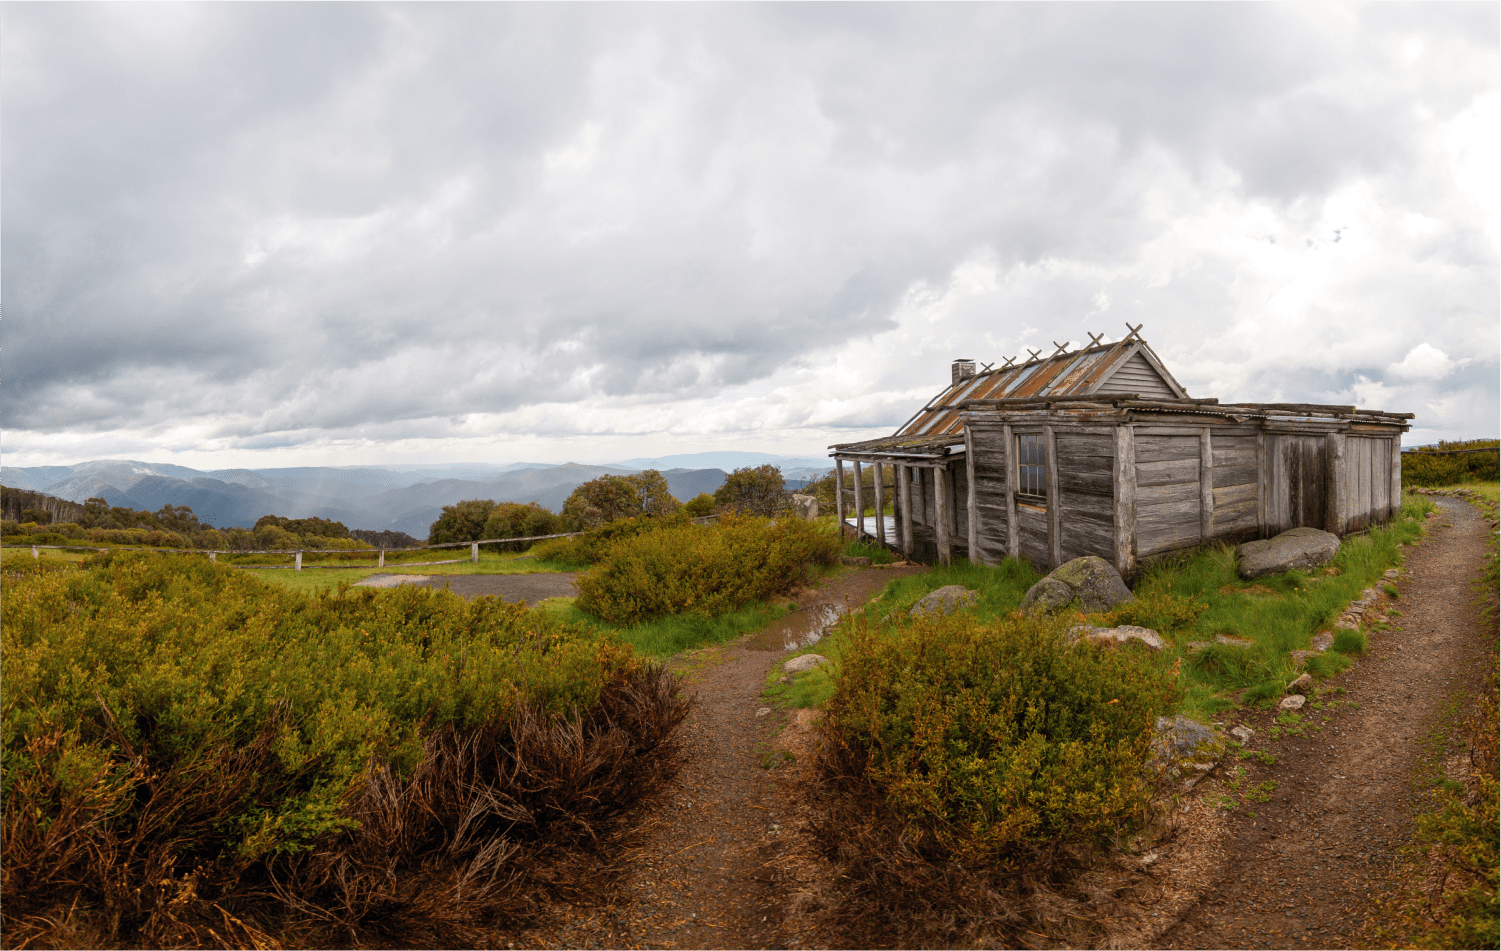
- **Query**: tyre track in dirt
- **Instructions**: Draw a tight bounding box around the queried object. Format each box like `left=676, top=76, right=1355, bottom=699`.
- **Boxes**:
left=1159, top=496, right=1493, bottom=949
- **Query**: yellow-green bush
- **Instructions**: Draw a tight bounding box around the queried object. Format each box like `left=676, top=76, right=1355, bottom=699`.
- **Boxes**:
left=574, top=514, right=839, bottom=624
left=821, top=610, right=1179, bottom=867
left=1403, top=440, right=1499, bottom=486
left=1, top=553, right=684, bottom=947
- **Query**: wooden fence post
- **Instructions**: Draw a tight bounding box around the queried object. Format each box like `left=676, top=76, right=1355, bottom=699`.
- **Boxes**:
left=210, top=551, right=216, bottom=563
left=378, top=549, right=385, bottom=568
left=32, top=546, right=39, bottom=560
left=873, top=463, right=886, bottom=545
left=471, top=542, right=479, bottom=563
left=295, top=551, right=303, bottom=571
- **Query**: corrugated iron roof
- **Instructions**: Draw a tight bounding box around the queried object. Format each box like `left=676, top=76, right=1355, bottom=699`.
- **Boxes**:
left=891, top=338, right=1181, bottom=438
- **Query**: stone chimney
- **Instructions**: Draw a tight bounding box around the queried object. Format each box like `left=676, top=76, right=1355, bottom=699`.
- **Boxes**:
left=951, top=358, right=976, bottom=386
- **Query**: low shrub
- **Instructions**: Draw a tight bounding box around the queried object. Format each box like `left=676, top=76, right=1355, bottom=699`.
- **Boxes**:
left=1, top=553, right=689, bottom=948
left=1402, top=440, right=1499, bottom=487
left=1100, top=587, right=1207, bottom=635
left=575, top=514, right=840, bottom=624
left=823, top=610, right=1177, bottom=862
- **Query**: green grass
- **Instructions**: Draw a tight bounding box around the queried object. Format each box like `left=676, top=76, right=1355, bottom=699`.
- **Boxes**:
left=551, top=597, right=792, bottom=658
left=842, top=538, right=897, bottom=564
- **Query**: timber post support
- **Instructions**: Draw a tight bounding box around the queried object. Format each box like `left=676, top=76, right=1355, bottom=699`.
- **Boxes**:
left=1004, top=424, right=1019, bottom=559
left=1045, top=425, right=1061, bottom=569
left=873, top=463, right=886, bottom=545
left=934, top=464, right=951, bottom=566
left=899, top=465, right=914, bottom=560
left=1200, top=428, right=1215, bottom=542
left=1113, top=425, right=1136, bottom=578
left=378, top=549, right=385, bottom=568
left=852, top=461, right=865, bottom=540
left=965, top=426, right=980, bottom=564
left=295, top=551, right=303, bottom=572
left=835, top=459, right=847, bottom=532
left=1389, top=434, right=1402, bottom=521
left=1256, top=429, right=1268, bottom=538
left=471, top=542, right=479, bottom=563
left=1325, top=433, right=1346, bottom=535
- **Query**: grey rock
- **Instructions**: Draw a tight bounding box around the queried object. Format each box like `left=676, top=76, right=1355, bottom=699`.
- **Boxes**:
left=839, top=554, right=872, bottom=567
left=909, top=584, right=979, bottom=618
left=1286, top=673, right=1314, bottom=695
left=790, top=494, right=819, bottom=521
left=1289, top=650, right=1316, bottom=668
left=1047, top=555, right=1137, bottom=613
left=1311, top=631, right=1335, bottom=652
left=755, top=707, right=772, bottom=718
left=1230, top=725, right=1254, bottom=744
left=1020, top=576, right=1076, bottom=615
left=1147, top=715, right=1226, bottom=788
left=1069, top=624, right=1166, bottom=651
left=1236, top=527, right=1341, bottom=579
left=784, top=653, right=828, bottom=675
left=1279, top=694, right=1307, bottom=711
left=1383, top=568, right=1399, bottom=580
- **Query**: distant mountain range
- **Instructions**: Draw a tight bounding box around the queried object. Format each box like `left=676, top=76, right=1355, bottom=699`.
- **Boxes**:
left=1, top=454, right=835, bottom=538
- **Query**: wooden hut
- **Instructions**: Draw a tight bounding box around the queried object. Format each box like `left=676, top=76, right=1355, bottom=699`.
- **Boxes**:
left=829, top=328, right=1412, bottom=576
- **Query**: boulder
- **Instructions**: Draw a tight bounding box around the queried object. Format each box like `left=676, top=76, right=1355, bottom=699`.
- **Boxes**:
left=1235, top=527, right=1341, bottom=579
left=790, top=494, right=819, bottom=521
left=1278, top=694, right=1307, bottom=711
left=1019, top=577, right=1075, bottom=615
left=1046, top=555, right=1137, bottom=613
left=784, top=653, right=828, bottom=675
left=1147, top=715, right=1226, bottom=788
left=909, top=585, right=978, bottom=619
left=1068, top=624, right=1166, bottom=652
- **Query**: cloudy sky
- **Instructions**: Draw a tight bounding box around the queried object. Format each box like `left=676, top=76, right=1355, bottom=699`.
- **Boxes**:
left=3, top=2, right=1497, bottom=469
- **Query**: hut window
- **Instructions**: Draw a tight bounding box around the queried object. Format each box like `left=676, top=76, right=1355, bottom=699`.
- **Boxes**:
left=1017, top=434, right=1047, bottom=500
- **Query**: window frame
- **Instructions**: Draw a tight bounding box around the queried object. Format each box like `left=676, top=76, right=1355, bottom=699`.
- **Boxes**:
left=1016, top=433, right=1048, bottom=502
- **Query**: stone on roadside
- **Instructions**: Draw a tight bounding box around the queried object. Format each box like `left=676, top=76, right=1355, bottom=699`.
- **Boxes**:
left=1279, top=694, right=1307, bottom=711
left=1147, top=715, right=1226, bottom=788
left=784, top=654, right=828, bottom=675
left=909, top=584, right=978, bottom=619
left=1289, top=650, right=1315, bottom=668
left=1383, top=568, right=1399, bottom=580
left=839, top=554, right=872, bottom=567
left=1311, top=631, right=1335, bottom=652
left=1287, top=673, right=1314, bottom=695
left=790, top=494, right=819, bottom=521
left=756, top=707, right=772, bottom=718
left=1069, top=623, right=1166, bottom=652
left=1230, top=725, right=1254, bottom=744
left=1236, top=527, right=1341, bottom=579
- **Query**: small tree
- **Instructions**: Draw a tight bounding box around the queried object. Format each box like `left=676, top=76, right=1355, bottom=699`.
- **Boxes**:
left=684, top=493, right=715, bottom=517
left=713, top=464, right=790, bottom=517
left=428, top=499, right=499, bottom=544
left=561, top=470, right=682, bottom=530
left=482, top=501, right=564, bottom=550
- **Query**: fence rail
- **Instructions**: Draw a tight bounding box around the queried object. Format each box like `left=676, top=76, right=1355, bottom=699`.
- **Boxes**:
left=1401, top=447, right=1500, bottom=455
left=2, top=530, right=586, bottom=570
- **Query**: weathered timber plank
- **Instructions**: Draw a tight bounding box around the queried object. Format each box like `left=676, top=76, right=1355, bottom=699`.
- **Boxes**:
left=1213, top=434, right=1258, bottom=451
left=1136, top=435, right=1202, bottom=460
left=1213, top=447, right=1256, bottom=469
left=1256, top=431, right=1267, bottom=537
left=1056, top=432, right=1114, bottom=458
left=935, top=465, right=951, bottom=566
left=873, top=463, right=886, bottom=544
left=1139, top=481, right=1199, bottom=506
left=1213, top=483, right=1257, bottom=506
left=899, top=464, right=914, bottom=559
left=1212, top=463, right=1258, bottom=488
left=1389, top=433, right=1401, bottom=520
left=852, top=461, right=865, bottom=536
left=1056, top=463, right=1114, bottom=495
left=1059, top=489, right=1114, bottom=521
left=1137, top=458, right=1200, bottom=486
left=835, top=459, right=846, bottom=527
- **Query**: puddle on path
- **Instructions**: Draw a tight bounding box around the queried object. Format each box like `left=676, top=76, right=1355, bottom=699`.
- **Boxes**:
left=745, top=601, right=849, bottom=651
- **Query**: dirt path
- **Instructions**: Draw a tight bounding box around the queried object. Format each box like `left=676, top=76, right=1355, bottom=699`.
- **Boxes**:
left=1158, top=496, right=1493, bottom=949
left=519, top=565, right=924, bottom=950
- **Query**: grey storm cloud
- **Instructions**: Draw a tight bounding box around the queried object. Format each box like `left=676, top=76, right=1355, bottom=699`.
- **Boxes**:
left=2, top=2, right=1496, bottom=460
